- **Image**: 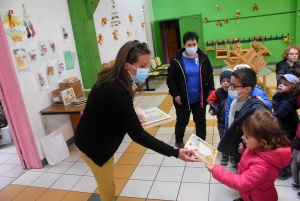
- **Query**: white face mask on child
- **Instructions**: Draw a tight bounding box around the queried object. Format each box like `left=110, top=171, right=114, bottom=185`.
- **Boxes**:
left=228, top=89, right=244, bottom=99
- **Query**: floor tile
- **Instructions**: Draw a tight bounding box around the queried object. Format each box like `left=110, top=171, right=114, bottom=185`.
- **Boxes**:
left=156, top=127, right=174, bottom=135
left=138, top=154, right=164, bottom=166
left=182, top=167, right=210, bottom=183
left=154, top=134, right=173, bottom=144
left=122, top=135, right=132, bottom=143
left=0, top=153, right=16, bottom=163
left=0, top=176, right=15, bottom=190
left=68, top=143, right=76, bottom=150
left=210, top=167, right=237, bottom=183
left=117, top=197, right=144, bottom=201
left=125, top=142, right=147, bottom=153
left=177, top=183, right=209, bottom=201
left=116, top=143, right=131, bottom=153
left=29, top=164, right=51, bottom=172
left=64, top=150, right=81, bottom=162
left=4, top=155, right=21, bottom=165
left=155, top=167, right=184, bottom=182
left=209, top=183, right=240, bottom=201
left=12, top=186, right=46, bottom=201
left=114, top=165, right=136, bottom=179
left=147, top=181, right=180, bottom=200
left=6, top=147, right=18, bottom=154
left=12, top=171, right=43, bottom=186
left=36, top=189, right=69, bottom=201
left=61, top=191, right=92, bottom=201
left=2, top=165, right=26, bottom=178
left=275, top=175, right=293, bottom=187
left=130, top=165, right=160, bottom=180
left=0, top=163, right=16, bottom=175
left=71, top=176, right=97, bottom=193
left=46, top=161, right=75, bottom=174
left=185, top=161, right=205, bottom=168
left=120, top=180, right=153, bottom=198
left=161, top=156, right=186, bottom=167
left=0, top=144, right=15, bottom=153
left=30, top=172, right=62, bottom=188
left=0, top=184, right=27, bottom=201
left=116, top=153, right=144, bottom=165
left=50, top=174, right=82, bottom=190
left=65, top=161, right=90, bottom=175
left=276, top=186, right=299, bottom=201
left=85, top=169, right=93, bottom=177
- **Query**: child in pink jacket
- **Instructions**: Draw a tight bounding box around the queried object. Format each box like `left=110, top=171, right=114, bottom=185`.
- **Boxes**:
left=205, top=110, right=291, bottom=201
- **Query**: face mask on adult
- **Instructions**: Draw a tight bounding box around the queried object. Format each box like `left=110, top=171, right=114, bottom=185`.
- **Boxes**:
left=127, top=63, right=149, bottom=83
left=185, top=47, right=197, bottom=56
left=228, top=88, right=244, bottom=99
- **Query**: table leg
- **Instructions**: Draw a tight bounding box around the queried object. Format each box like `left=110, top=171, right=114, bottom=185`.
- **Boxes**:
left=263, top=75, right=266, bottom=91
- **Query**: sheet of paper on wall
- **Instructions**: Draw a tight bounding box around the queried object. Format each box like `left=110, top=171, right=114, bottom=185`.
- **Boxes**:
left=63, top=50, right=76, bottom=70
left=12, top=48, right=30, bottom=73
left=185, top=134, right=218, bottom=165
left=5, top=27, right=28, bottom=45
left=26, top=46, right=38, bottom=68
left=61, top=24, right=71, bottom=43
left=37, top=68, right=49, bottom=90
left=23, top=18, right=38, bottom=42
left=48, top=38, right=59, bottom=59
left=45, top=61, right=57, bottom=83
left=57, top=59, right=66, bottom=81
left=39, top=40, right=49, bottom=60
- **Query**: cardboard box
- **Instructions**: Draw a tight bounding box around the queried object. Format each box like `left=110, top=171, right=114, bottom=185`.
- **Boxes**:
left=52, top=88, right=69, bottom=105
left=59, top=80, right=82, bottom=98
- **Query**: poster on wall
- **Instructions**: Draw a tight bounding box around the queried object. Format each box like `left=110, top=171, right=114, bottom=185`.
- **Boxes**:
left=63, top=50, right=76, bottom=70
left=46, top=61, right=57, bottom=83
left=57, top=59, right=66, bottom=81
left=38, top=40, right=49, bottom=59
left=26, top=47, right=38, bottom=68
left=5, top=27, right=28, bottom=46
left=12, top=48, right=30, bottom=73
left=61, top=24, right=71, bottom=43
left=48, top=38, right=59, bottom=59
left=23, top=18, right=38, bottom=41
left=36, top=68, right=49, bottom=90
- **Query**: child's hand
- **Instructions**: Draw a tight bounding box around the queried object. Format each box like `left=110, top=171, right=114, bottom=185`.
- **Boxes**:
left=205, top=163, right=214, bottom=173
left=238, top=143, right=245, bottom=154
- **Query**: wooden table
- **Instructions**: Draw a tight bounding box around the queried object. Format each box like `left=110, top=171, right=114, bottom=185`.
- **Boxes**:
left=40, top=104, right=85, bottom=132
left=222, top=67, right=272, bottom=91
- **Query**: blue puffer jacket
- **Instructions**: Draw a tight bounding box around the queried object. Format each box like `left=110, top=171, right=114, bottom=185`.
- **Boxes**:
left=272, top=92, right=298, bottom=141
left=224, top=85, right=272, bottom=132
left=218, top=98, right=271, bottom=159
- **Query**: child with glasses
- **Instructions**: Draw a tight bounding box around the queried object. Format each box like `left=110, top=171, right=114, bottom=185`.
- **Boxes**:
left=276, top=44, right=300, bottom=85
left=218, top=67, right=271, bottom=167
left=206, top=110, right=291, bottom=201
left=272, top=74, right=299, bottom=180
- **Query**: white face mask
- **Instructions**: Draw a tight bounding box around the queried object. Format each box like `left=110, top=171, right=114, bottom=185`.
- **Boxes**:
left=228, top=88, right=244, bottom=99
left=127, top=63, right=148, bottom=83
left=185, top=47, right=197, bottom=56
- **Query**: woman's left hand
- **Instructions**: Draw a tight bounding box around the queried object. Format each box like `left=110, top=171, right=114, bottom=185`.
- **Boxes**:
left=178, top=149, right=201, bottom=162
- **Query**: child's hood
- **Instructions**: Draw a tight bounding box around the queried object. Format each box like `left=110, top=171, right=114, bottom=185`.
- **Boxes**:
left=255, top=147, right=291, bottom=168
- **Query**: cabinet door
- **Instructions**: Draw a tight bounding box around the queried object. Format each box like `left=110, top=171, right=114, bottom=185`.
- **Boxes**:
left=179, top=15, right=204, bottom=50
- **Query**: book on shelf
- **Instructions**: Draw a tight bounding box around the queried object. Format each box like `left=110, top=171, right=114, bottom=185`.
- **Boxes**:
left=185, top=134, right=218, bottom=165
left=135, top=107, right=171, bottom=129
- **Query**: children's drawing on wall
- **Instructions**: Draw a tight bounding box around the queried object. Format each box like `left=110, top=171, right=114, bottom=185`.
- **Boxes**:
left=57, top=59, right=66, bottom=80
left=13, top=48, right=29, bottom=73
left=47, top=64, right=54, bottom=76
left=5, top=27, right=28, bottom=45
left=61, top=24, right=71, bottom=43
left=22, top=4, right=29, bottom=18
left=23, top=19, right=37, bottom=40
left=37, top=68, right=49, bottom=90
left=2, top=10, right=20, bottom=28
left=48, top=38, right=59, bottom=58
left=63, top=51, right=76, bottom=70
left=39, top=40, right=49, bottom=59
left=26, top=47, right=38, bottom=68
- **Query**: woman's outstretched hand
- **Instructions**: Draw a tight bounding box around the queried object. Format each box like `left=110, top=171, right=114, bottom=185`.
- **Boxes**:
left=178, top=149, right=201, bottom=162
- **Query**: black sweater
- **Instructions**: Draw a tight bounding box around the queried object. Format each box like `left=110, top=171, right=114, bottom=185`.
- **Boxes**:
left=75, top=79, right=179, bottom=166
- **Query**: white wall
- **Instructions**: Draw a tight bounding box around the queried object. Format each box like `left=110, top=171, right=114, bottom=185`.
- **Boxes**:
left=94, top=0, right=154, bottom=63
left=0, top=0, right=82, bottom=160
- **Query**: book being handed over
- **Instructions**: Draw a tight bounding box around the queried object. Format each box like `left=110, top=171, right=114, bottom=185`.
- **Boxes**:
left=185, top=134, right=218, bottom=165
left=134, top=107, right=171, bottom=129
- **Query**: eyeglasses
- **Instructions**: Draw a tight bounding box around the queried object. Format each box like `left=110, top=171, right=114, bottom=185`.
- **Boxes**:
left=289, top=53, right=299, bottom=56
left=229, top=84, right=243, bottom=90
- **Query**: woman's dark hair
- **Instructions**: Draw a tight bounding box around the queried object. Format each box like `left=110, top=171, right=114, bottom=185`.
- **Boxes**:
left=183, top=31, right=199, bottom=45
left=96, top=40, right=150, bottom=98
left=242, top=109, right=291, bottom=150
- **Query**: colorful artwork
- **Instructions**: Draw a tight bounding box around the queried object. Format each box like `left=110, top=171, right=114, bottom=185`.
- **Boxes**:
left=13, top=48, right=29, bottom=73
left=47, top=65, right=54, bottom=76
left=5, top=27, right=28, bottom=45
left=253, top=4, right=259, bottom=11
left=224, top=18, right=230, bottom=24
left=49, top=40, right=56, bottom=53
left=27, top=20, right=36, bottom=37
left=61, top=24, right=71, bottom=43
left=27, top=48, right=37, bottom=63
left=126, top=29, right=132, bottom=37
left=97, top=33, right=104, bottom=45
left=216, top=21, right=223, bottom=27
left=185, top=134, right=218, bottom=165
left=39, top=40, right=48, bottom=59
left=22, top=4, right=29, bottom=18
left=2, top=10, right=20, bottom=28
left=37, top=68, right=49, bottom=90
left=204, top=17, right=210, bottom=23
left=112, top=29, right=118, bottom=40
left=61, top=88, right=76, bottom=106
left=129, top=14, right=134, bottom=22
left=57, top=60, right=65, bottom=80
left=140, top=107, right=170, bottom=126
left=101, top=17, right=108, bottom=26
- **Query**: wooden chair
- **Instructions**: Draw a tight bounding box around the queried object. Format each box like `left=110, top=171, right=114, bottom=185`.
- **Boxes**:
left=251, top=41, right=272, bottom=56
left=215, top=40, right=228, bottom=59
left=227, top=38, right=241, bottom=59
left=154, top=57, right=169, bottom=69
left=253, top=36, right=264, bottom=43
left=205, top=41, right=215, bottom=54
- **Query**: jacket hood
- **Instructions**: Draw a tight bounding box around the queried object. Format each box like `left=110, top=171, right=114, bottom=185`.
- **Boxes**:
left=272, top=92, right=296, bottom=106
left=255, top=147, right=291, bottom=169
left=174, top=48, right=207, bottom=62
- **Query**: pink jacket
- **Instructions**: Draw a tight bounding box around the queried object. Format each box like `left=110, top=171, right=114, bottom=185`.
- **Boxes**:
left=212, top=147, right=291, bottom=201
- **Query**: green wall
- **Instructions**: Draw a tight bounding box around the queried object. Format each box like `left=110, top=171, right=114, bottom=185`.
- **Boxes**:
left=152, top=0, right=299, bottom=67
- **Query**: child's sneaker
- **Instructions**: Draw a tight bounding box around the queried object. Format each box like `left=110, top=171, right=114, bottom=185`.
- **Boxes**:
left=230, top=156, right=237, bottom=168
left=297, top=191, right=300, bottom=199
left=292, top=183, right=300, bottom=191
left=220, top=154, right=229, bottom=166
